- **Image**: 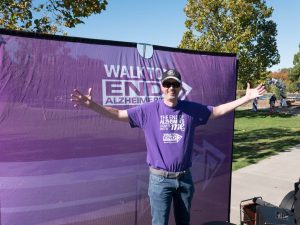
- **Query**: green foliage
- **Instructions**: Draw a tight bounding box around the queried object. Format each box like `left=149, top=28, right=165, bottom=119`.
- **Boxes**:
left=179, top=0, right=280, bottom=86
left=0, top=0, right=108, bottom=34
left=289, top=43, right=300, bottom=85
left=286, top=82, right=299, bottom=93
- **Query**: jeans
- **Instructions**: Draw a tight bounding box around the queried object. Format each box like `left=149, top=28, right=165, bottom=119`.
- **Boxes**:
left=148, top=171, right=195, bottom=225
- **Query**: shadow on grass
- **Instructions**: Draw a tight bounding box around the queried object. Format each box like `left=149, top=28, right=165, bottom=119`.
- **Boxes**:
left=234, top=109, right=297, bottom=119
left=232, top=127, right=300, bottom=169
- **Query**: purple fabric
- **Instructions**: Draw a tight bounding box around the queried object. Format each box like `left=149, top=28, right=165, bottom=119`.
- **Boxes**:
left=0, top=33, right=237, bottom=225
left=128, top=99, right=211, bottom=172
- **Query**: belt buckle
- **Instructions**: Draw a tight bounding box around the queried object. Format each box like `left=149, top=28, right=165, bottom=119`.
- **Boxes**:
left=169, top=171, right=182, bottom=179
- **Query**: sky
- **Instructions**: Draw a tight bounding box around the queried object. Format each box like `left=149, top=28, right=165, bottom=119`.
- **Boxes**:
left=67, top=0, right=300, bottom=72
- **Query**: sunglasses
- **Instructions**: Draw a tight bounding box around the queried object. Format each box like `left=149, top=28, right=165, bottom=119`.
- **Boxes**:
left=162, top=81, right=181, bottom=88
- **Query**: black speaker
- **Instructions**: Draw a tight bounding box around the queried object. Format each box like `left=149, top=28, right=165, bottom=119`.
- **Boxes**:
left=294, top=181, right=300, bottom=225
left=201, top=221, right=236, bottom=225
left=256, top=205, right=294, bottom=225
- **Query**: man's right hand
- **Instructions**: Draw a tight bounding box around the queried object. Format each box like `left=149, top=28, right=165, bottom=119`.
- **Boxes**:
left=70, top=88, right=129, bottom=122
left=71, top=88, right=93, bottom=108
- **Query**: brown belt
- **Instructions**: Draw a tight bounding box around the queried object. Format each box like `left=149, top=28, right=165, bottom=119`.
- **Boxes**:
left=149, top=167, right=190, bottom=179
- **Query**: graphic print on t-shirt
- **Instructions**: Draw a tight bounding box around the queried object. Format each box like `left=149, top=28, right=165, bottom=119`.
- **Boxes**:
left=160, top=115, right=185, bottom=144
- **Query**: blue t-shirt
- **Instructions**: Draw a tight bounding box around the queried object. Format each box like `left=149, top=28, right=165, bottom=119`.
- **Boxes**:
left=127, top=99, right=212, bottom=172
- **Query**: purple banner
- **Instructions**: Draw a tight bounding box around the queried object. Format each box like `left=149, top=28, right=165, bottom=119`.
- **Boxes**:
left=0, top=32, right=237, bottom=225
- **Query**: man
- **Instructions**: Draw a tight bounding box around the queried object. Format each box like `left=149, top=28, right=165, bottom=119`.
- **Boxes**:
left=71, top=69, right=265, bottom=225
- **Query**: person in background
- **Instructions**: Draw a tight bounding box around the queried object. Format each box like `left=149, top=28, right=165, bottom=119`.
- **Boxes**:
left=252, top=97, right=258, bottom=112
left=269, top=94, right=277, bottom=113
left=280, top=96, right=288, bottom=113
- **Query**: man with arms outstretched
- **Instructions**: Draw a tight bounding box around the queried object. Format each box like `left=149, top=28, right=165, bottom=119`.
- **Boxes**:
left=71, top=69, right=265, bottom=225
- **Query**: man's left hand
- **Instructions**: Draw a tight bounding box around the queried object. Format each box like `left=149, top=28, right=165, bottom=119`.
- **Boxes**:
left=245, top=83, right=266, bottom=100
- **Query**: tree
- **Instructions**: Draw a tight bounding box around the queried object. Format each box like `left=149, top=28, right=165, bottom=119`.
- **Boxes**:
left=289, top=44, right=300, bottom=84
left=270, top=70, right=289, bottom=81
left=0, top=0, right=108, bottom=34
left=179, top=0, right=280, bottom=86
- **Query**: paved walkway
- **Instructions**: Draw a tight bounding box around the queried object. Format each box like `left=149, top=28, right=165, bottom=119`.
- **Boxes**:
left=230, top=144, right=300, bottom=224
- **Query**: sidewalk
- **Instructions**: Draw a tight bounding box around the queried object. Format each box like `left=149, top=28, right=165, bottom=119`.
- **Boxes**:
left=230, top=144, right=300, bottom=224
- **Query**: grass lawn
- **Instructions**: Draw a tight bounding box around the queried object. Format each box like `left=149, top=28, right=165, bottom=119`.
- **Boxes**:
left=232, top=109, right=300, bottom=171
